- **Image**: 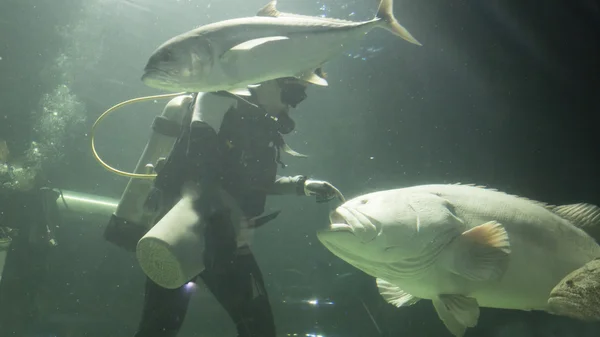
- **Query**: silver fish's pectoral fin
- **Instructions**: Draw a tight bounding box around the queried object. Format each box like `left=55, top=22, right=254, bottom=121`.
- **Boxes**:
left=433, top=294, right=480, bottom=337
left=443, top=220, right=511, bottom=282
left=548, top=203, right=600, bottom=241
left=296, top=69, right=328, bottom=86
left=221, top=36, right=290, bottom=62
left=220, top=36, right=290, bottom=63
left=376, top=278, right=420, bottom=307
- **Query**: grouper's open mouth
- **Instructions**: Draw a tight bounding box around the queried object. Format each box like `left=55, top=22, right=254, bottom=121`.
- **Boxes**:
left=328, top=208, right=354, bottom=232
left=324, top=207, right=378, bottom=243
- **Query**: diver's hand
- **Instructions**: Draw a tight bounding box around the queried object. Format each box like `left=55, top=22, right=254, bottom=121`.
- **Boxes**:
left=304, top=179, right=345, bottom=203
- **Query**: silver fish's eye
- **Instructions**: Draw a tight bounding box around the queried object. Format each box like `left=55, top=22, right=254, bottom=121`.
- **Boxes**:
left=360, top=199, right=369, bottom=204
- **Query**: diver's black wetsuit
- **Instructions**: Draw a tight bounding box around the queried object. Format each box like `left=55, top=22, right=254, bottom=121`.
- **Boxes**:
left=134, top=94, right=305, bottom=337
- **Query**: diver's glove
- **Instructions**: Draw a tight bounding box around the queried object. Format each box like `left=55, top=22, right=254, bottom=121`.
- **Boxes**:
left=302, top=178, right=345, bottom=203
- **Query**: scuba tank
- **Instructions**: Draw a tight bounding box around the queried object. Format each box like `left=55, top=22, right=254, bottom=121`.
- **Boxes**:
left=104, top=95, right=193, bottom=252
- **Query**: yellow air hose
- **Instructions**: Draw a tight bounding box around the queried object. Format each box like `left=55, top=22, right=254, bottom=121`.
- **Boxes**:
left=90, top=92, right=187, bottom=179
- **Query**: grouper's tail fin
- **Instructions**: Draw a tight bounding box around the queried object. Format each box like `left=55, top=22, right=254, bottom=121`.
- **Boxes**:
left=376, top=0, right=422, bottom=46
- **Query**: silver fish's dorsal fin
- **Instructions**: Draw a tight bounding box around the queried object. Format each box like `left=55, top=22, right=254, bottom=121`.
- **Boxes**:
left=257, top=1, right=280, bottom=17
left=548, top=203, right=600, bottom=240
left=257, top=1, right=359, bottom=25
left=376, top=278, right=420, bottom=307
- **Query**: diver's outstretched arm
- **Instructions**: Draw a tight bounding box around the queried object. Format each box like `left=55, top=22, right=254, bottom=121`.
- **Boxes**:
left=269, top=175, right=345, bottom=203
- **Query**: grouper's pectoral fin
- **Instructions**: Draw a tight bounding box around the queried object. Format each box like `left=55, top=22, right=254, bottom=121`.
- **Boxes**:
left=443, top=220, right=511, bottom=282
left=220, top=36, right=289, bottom=62
left=376, top=278, right=420, bottom=307
left=433, top=294, right=480, bottom=337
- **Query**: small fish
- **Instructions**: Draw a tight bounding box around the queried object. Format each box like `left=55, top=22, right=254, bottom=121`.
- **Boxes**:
left=316, top=183, right=600, bottom=337
left=548, top=258, right=600, bottom=322
left=142, top=0, right=421, bottom=95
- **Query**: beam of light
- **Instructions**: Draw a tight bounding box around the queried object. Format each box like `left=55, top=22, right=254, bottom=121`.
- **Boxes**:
left=62, top=194, right=119, bottom=209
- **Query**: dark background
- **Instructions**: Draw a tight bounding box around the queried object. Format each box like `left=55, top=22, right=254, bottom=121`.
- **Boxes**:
left=0, top=0, right=599, bottom=336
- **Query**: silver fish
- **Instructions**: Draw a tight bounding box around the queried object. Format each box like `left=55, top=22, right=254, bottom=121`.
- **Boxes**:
left=142, top=0, right=421, bottom=95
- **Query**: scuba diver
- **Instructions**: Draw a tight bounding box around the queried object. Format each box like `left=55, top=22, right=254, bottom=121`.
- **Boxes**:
left=133, top=77, right=343, bottom=337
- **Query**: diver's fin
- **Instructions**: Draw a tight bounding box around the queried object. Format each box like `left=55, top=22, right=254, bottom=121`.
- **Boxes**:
left=281, top=142, right=307, bottom=158
left=446, top=220, right=511, bottom=282
left=257, top=0, right=280, bottom=17
left=432, top=294, right=480, bottom=337
left=548, top=203, right=600, bottom=241
left=375, top=0, right=421, bottom=46
left=227, top=88, right=252, bottom=96
left=376, top=278, right=420, bottom=307
left=296, top=69, right=328, bottom=86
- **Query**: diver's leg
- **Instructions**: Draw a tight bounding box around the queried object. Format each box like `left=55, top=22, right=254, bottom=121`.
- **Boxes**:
left=200, top=246, right=276, bottom=337
left=134, top=276, right=195, bottom=337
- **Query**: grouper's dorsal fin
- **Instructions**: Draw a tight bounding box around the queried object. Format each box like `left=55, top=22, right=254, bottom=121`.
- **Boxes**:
left=257, top=1, right=281, bottom=17
left=454, top=183, right=600, bottom=241
left=453, top=182, right=552, bottom=208
left=548, top=203, right=600, bottom=241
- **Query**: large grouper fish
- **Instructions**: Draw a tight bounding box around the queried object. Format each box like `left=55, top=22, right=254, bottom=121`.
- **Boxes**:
left=316, top=183, right=600, bottom=337
left=141, top=0, right=421, bottom=94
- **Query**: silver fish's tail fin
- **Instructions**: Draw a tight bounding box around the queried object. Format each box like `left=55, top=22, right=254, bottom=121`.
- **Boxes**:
left=376, top=0, right=422, bottom=46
